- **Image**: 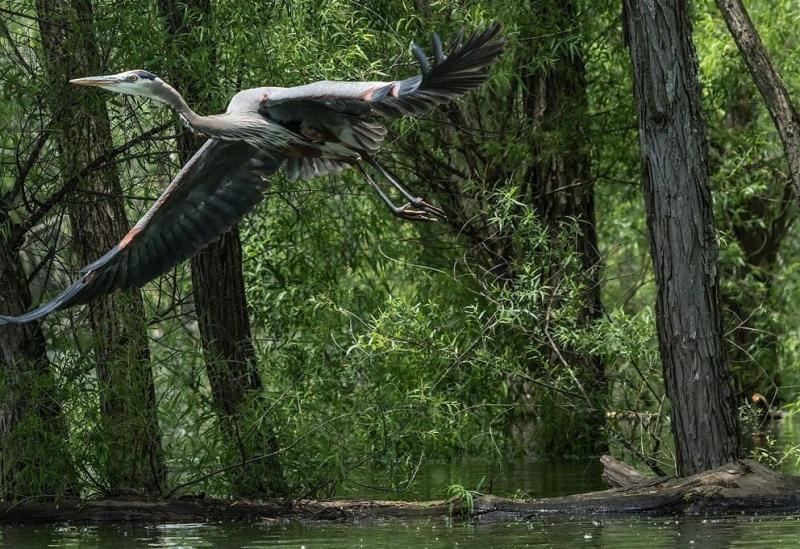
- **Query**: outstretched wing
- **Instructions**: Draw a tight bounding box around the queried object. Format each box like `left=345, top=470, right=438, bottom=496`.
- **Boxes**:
left=0, top=140, right=282, bottom=326
left=260, top=22, right=505, bottom=180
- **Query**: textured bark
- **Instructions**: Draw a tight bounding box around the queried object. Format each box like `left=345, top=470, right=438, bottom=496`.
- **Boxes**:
left=623, top=0, right=741, bottom=475
left=190, top=229, right=262, bottom=413
left=157, top=0, right=286, bottom=497
left=35, top=0, right=165, bottom=494
left=522, top=0, right=606, bottom=455
left=0, top=241, right=77, bottom=499
left=715, top=0, right=800, bottom=200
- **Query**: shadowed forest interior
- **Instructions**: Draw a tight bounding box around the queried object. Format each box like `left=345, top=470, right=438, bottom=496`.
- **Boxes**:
left=3, top=0, right=800, bottom=503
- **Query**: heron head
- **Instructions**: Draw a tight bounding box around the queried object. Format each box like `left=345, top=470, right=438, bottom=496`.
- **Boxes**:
left=70, top=70, right=166, bottom=101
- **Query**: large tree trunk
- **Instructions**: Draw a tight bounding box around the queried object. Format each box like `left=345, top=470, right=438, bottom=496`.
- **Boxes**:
left=623, top=0, right=741, bottom=475
left=157, top=0, right=286, bottom=497
left=0, top=241, right=77, bottom=500
left=522, top=0, right=606, bottom=456
left=35, top=0, right=166, bottom=494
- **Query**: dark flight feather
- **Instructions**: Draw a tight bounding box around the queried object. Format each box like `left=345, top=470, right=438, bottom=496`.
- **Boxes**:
left=0, top=140, right=281, bottom=326
left=261, top=22, right=505, bottom=180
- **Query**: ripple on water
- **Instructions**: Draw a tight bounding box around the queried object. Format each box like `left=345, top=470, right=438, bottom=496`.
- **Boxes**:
left=3, top=515, right=800, bottom=548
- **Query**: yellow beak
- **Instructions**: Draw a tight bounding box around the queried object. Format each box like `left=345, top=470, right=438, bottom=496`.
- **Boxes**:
left=69, top=76, right=124, bottom=87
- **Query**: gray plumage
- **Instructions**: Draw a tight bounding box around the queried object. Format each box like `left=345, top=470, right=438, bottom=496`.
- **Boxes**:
left=0, top=23, right=504, bottom=326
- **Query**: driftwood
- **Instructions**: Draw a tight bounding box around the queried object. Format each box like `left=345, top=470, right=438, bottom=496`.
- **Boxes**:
left=600, top=455, right=657, bottom=488
left=0, top=457, right=798, bottom=524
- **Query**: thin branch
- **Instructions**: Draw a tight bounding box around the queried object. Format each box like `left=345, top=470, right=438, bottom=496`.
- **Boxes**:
left=10, top=123, right=171, bottom=247
left=0, top=17, right=34, bottom=77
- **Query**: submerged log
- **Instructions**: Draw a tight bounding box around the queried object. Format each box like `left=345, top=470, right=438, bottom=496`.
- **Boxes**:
left=0, top=459, right=798, bottom=524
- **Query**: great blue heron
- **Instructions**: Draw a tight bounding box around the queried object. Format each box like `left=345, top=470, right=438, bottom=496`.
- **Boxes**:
left=0, top=23, right=504, bottom=326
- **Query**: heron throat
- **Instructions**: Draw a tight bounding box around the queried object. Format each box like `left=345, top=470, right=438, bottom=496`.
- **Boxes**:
left=157, top=82, right=220, bottom=136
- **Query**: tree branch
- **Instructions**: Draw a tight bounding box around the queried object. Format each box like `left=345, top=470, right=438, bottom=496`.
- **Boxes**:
left=9, top=123, right=171, bottom=248
left=715, top=0, right=800, bottom=200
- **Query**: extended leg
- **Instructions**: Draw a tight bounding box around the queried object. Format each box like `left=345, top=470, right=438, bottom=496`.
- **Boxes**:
left=356, top=165, right=437, bottom=222
left=362, top=153, right=446, bottom=219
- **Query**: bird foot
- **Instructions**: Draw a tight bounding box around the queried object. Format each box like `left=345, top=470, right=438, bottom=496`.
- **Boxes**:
left=408, top=197, right=447, bottom=219
left=393, top=203, right=439, bottom=222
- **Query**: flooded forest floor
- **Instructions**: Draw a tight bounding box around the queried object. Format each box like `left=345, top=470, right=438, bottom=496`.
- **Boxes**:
left=1, top=458, right=799, bottom=524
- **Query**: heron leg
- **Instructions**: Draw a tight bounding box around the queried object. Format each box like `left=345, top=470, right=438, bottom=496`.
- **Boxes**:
left=362, top=153, right=446, bottom=219
left=356, top=165, right=437, bottom=222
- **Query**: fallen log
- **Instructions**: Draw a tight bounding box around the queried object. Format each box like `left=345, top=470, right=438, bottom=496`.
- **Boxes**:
left=600, top=455, right=658, bottom=488
left=0, top=459, right=797, bottom=524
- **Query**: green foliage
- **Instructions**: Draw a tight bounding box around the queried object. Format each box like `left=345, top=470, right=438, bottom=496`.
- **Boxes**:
left=3, top=0, right=800, bottom=501
left=446, top=482, right=480, bottom=515
left=0, top=367, right=77, bottom=498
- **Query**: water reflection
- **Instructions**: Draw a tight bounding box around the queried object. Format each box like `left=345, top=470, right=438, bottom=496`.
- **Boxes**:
left=5, top=516, right=800, bottom=548
left=2, top=418, right=800, bottom=547
left=340, top=458, right=607, bottom=501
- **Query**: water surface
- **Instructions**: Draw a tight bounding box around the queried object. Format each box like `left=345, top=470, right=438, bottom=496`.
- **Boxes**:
left=4, top=516, right=800, bottom=548
left=2, top=418, right=800, bottom=547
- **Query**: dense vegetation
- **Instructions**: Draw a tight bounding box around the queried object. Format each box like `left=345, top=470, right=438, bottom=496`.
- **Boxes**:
left=1, top=0, right=799, bottom=500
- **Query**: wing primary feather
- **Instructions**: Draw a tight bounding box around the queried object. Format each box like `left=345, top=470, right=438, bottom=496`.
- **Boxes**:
left=412, top=42, right=431, bottom=75
left=143, top=233, right=171, bottom=281
left=0, top=140, right=281, bottom=325
left=115, top=251, right=130, bottom=290
left=82, top=267, right=118, bottom=302
left=0, top=276, right=89, bottom=325
left=432, top=33, right=445, bottom=64
left=162, top=224, right=193, bottom=262
left=124, top=248, right=145, bottom=288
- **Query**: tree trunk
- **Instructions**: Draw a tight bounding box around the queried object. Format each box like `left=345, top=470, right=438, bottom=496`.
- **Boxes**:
left=522, top=0, right=606, bottom=456
left=623, top=0, right=741, bottom=476
left=0, top=241, right=77, bottom=500
left=35, top=0, right=166, bottom=494
left=156, top=0, right=287, bottom=497
left=715, top=0, right=800, bottom=200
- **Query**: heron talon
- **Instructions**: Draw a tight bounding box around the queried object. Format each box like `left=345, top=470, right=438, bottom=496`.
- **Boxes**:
left=393, top=203, right=438, bottom=222
left=409, top=197, right=447, bottom=219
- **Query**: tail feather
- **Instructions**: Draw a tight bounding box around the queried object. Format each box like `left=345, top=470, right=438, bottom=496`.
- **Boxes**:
left=372, top=22, right=505, bottom=117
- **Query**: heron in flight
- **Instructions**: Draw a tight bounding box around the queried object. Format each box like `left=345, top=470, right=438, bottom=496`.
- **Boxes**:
left=0, top=23, right=504, bottom=326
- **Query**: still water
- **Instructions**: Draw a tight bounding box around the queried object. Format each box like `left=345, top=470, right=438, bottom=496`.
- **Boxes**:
left=1, top=420, right=799, bottom=548
left=4, top=516, right=800, bottom=548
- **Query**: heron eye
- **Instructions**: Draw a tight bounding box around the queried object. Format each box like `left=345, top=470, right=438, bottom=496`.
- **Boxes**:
left=128, top=74, right=139, bottom=82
